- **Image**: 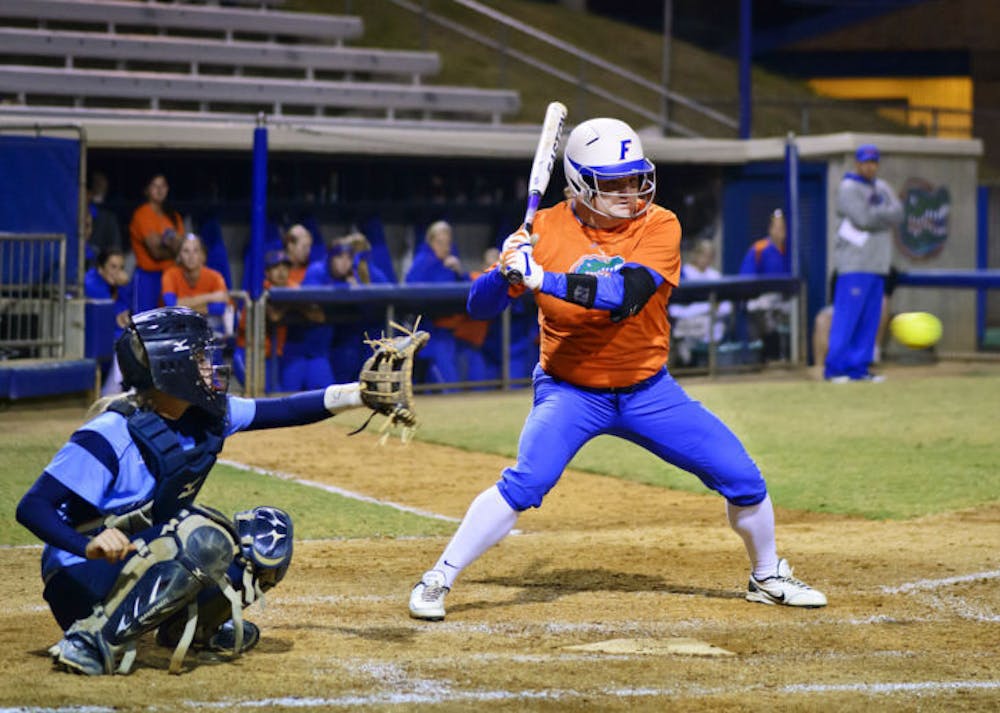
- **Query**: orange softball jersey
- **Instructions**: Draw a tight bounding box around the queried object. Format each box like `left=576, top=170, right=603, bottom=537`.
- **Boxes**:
left=530, top=200, right=681, bottom=389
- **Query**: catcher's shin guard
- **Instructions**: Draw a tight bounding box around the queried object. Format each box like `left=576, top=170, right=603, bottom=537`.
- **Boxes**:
left=157, top=506, right=293, bottom=656
left=51, top=510, right=239, bottom=675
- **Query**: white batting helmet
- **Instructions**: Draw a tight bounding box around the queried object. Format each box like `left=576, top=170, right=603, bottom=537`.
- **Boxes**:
left=563, top=118, right=656, bottom=219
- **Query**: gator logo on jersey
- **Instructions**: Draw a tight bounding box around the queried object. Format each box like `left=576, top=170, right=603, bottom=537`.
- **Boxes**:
left=571, top=254, right=625, bottom=276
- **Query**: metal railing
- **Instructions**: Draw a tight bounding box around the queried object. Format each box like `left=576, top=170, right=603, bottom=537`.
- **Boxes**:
left=243, top=277, right=805, bottom=396
left=0, top=232, right=68, bottom=360
left=699, top=97, right=983, bottom=139
left=388, top=0, right=738, bottom=137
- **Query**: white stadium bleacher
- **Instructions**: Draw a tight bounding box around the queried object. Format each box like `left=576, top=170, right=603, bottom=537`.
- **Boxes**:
left=0, top=0, right=520, bottom=123
left=0, top=27, right=442, bottom=83
left=0, top=0, right=362, bottom=42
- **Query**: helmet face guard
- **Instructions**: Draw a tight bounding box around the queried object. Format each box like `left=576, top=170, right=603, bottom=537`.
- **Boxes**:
left=564, top=118, right=657, bottom=219
left=115, top=307, right=229, bottom=418
left=567, top=159, right=656, bottom=219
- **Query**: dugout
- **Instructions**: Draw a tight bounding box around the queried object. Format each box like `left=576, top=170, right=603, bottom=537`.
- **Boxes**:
left=0, top=116, right=988, bottom=367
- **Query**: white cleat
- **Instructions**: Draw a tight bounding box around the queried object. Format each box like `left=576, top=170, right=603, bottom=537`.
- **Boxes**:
left=409, top=570, right=450, bottom=621
left=746, top=558, right=827, bottom=608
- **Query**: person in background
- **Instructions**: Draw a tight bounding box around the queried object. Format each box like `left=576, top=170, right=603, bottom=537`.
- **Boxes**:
left=335, top=232, right=393, bottom=379
left=278, top=240, right=341, bottom=391
left=283, top=224, right=314, bottom=286
left=85, top=171, right=122, bottom=266
left=345, top=231, right=391, bottom=286
left=740, top=209, right=788, bottom=276
left=825, top=144, right=902, bottom=382
left=84, top=244, right=133, bottom=396
left=740, top=209, right=791, bottom=362
left=812, top=266, right=898, bottom=375
left=668, top=238, right=733, bottom=367
left=234, top=249, right=294, bottom=393
left=161, top=234, right=230, bottom=337
left=129, top=174, right=184, bottom=313
left=404, top=220, right=470, bottom=386
left=299, top=235, right=388, bottom=382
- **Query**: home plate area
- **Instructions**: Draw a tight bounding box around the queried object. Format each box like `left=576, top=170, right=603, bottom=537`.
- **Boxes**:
left=563, top=637, right=735, bottom=657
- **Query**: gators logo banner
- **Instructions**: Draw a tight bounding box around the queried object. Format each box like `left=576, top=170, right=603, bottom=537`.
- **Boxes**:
left=897, top=177, right=950, bottom=260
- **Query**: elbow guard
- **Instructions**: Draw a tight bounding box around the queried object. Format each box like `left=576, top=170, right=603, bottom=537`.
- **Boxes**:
left=565, top=273, right=598, bottom=309
left=610, top=267, right=657, bottom=323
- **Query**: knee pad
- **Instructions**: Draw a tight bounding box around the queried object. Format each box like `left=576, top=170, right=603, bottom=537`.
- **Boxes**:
left=235, top=506, right=294, bottom=602
left=155, top=507, right=292, bottom=658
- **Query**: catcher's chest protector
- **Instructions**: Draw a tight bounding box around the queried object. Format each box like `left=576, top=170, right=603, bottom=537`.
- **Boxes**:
left=110, top=402, right=225, bottom=523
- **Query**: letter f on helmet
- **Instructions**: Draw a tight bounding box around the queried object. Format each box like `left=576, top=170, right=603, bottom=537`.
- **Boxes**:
left=619, top=139, right=632, bottom=160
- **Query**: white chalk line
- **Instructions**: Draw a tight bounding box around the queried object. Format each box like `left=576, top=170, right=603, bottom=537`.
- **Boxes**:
left=0, top=708, right=115, bottom=713
left=879, top=569, right=1000, bottom=623
left=218, top=459, right=460, bottom=523
left=880, top=568, right=1000, bottom=594
left=176, top=679, right=1000, bottom=709
left=0, top=708, right=116, bottom=713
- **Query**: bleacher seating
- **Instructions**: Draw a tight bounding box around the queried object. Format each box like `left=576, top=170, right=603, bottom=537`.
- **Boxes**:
left=0, top=27, right=441, bottom=83
left=0, top=66, right=518, bottom=120
left=0, top=0, right=520, bottom=122
left=0, top=0, right=362, bottom=42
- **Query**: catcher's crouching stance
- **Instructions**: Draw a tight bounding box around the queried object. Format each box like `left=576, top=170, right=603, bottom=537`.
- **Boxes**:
left=15, top=307, right=428, bottom=675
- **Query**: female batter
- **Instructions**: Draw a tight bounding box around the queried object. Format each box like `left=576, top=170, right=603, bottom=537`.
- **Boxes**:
left=409, top=118, right=826, bottom=620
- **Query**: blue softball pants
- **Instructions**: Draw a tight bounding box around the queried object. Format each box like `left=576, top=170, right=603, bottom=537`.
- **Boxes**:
left=496, top=365, right=768, bottom=511
left=824, top=272, right=883, bottom=380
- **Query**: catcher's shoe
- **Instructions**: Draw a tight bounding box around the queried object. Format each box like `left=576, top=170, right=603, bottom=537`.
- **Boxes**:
left=206, top=620, right=260, bottom=654
left=409, top=570, right=449, bottom=621
left=156, top=619, right=260, bottom=654
left=50, top=630, right=114, bottom=676
left=746, top=559, right=827, bottom=608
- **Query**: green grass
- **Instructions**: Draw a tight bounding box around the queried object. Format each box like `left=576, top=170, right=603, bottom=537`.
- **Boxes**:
left=0, top=445, right=455, bottom=548
left=3, top=372, right=998, bottom=548
left=335, top=372, right=1000, bottom=520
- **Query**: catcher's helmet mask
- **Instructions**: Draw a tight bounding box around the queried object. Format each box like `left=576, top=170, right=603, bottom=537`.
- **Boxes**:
left=564, top=117, right=656, bottom=220
left=116, top=306, right=229, bottom=418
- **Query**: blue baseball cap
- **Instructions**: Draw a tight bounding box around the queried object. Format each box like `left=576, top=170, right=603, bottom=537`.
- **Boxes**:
left=264, top=249, right=291, bottom=269
left=855, top=144, right=880, bottom=163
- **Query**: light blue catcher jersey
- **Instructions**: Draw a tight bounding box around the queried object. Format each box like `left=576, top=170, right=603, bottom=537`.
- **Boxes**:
left=40, top=395, right=257, bottom=580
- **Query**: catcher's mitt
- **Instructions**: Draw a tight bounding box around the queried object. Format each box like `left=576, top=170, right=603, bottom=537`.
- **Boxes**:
left=354, top=320, right=430, bottom=443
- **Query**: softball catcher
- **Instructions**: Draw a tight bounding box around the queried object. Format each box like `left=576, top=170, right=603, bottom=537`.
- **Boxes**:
left=17, top=306, right=427, bottom=674
left=409, top=117, right=826, bottom=621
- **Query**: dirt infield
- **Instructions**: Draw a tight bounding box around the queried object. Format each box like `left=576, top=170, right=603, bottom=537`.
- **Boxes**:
left=1, top=387, right=998, bottom=711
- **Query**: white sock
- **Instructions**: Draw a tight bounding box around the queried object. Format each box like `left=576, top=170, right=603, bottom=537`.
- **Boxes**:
left=726, top=495, right=779, bottom=580
left=324, top=383, right=363, bottom=414
left=434, top=485, right=519, bottom=589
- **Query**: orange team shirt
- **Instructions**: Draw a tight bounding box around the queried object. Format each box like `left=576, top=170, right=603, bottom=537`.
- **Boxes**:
left=288, top=265, right=308, bottom=286
left=161, top=265, right=228, bottom=303
left=524, top=200, right=681, bottom=389
left=447, top=269, right=491, bottom=348
left=129, top=203, right=185, bottom=272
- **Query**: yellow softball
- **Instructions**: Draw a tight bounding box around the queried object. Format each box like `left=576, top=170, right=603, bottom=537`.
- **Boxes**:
left=889, top=312, right=943, bottom=349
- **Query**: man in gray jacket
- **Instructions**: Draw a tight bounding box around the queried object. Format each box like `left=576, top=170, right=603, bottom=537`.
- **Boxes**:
left=825, top=144, right=903, bottom=382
